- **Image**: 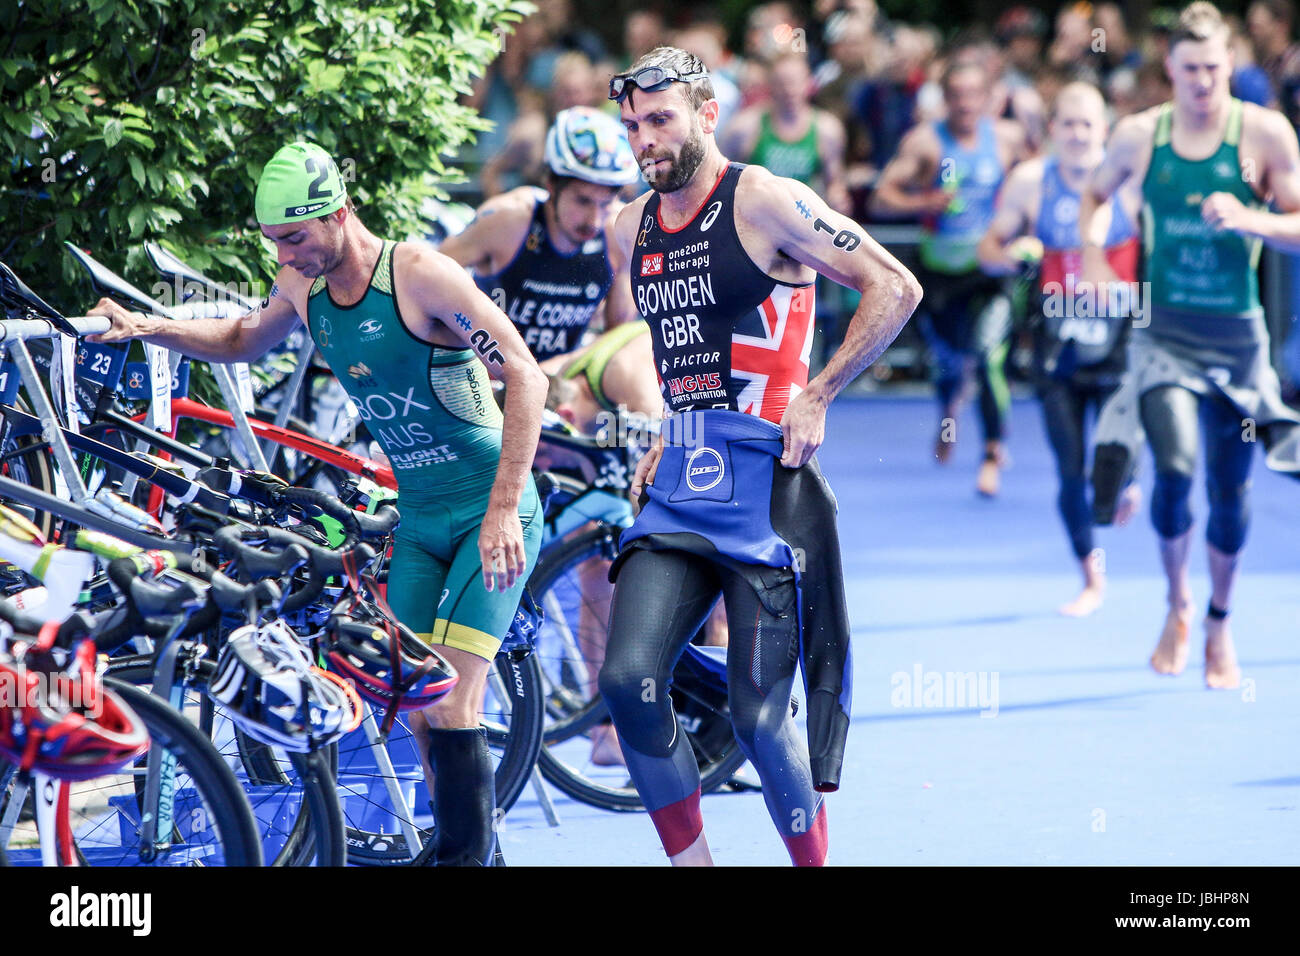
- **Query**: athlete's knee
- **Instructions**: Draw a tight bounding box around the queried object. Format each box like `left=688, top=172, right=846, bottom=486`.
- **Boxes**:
left=1205, top=476, right=1252, bottom=554
left=424, top=649, right=491, bottom=729
left=1150, top=469, right=1195, bottom=539
left=728, top=688, right=794, bottom=756
left=597, top=647, right=675, bottom=757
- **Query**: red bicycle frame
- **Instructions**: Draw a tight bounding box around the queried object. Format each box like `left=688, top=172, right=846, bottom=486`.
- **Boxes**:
left=131, top=396, right=396, bottom=516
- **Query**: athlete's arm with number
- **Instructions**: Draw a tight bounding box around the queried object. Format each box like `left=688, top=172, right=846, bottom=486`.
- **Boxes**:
left=745, top=171, right=922, bottom=467
left=397, top=243, right=548, bottom=593
left=1202, top=107, right=1300, bottom=251
left=977, top=160, right=1042, bottom=275
left=85, top=271, right=303, bottom=361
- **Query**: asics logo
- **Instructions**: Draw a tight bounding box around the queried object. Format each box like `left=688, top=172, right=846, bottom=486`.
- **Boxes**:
left=699, top=201, right=723, bottom=233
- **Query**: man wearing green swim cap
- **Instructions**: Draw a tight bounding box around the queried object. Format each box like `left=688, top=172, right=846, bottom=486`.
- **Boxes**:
left=88, top=140, right=549, bottom=865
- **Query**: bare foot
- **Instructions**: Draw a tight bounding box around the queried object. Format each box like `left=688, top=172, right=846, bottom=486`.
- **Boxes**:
left=589, top=723, right=626, bottom=767
left=1114, top=483, right=1142, bottom=527
left=1204, top=616, right=1242, bottom=690
left=976, top=458, right=1001, bottom=497
left=1150, top=606, right=1191, bottom=675
left=1059, top=585, right=1104, bottom=617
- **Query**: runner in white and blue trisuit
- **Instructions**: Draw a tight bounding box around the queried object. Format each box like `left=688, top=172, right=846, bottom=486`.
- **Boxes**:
left=602, top=46, right=921, bottom=866
left=440, top=107, right=642, bottom=360
left=979, top=82, right=1143, bottom=617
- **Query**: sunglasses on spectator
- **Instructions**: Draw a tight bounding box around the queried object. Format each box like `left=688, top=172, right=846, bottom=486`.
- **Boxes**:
left=608, top=66, right=709, bottom=103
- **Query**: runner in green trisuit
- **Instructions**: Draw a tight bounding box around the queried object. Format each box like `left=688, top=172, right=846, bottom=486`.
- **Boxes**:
left=1081, top=2, right=1300, bottom=689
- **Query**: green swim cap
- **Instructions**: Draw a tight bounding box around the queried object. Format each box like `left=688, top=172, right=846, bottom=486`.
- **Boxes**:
left=255, top=141, right=348, bottom=225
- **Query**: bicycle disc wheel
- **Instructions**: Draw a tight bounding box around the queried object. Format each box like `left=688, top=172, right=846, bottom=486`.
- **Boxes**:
left=530, top=525, right=747, bottom=812
left=336, top=650, right=544, bottom=865
left=104, top=657, right=344, bottom=866
left=0, top=679, right=263, bottom=866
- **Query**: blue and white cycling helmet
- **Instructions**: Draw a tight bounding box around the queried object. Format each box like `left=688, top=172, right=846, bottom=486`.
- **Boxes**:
left=210, top=620, right=358, bottom=753
left=544, top=106, right=639, bottom=188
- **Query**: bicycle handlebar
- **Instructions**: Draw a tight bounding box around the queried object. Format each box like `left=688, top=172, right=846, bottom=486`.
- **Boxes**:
left=211, top=525, right=310, bottom=581
left=0, top=316, right=111, bottom=342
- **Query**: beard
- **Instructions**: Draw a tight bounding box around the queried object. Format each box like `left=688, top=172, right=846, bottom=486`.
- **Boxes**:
left=644, top=122, right=708, bottom=194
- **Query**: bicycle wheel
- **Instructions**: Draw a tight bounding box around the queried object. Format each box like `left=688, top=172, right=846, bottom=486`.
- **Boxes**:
left=530, top=526, right=748, bottom=812
left=105, top=657, right=344, bottom=866
left=336, top=650, right=544, bottom=865
left=0, top=679, right=263, bottom=866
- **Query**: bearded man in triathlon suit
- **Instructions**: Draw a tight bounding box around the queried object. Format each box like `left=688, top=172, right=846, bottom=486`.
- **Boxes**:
left=88, top=142, right=547, bottom=865
left=601, top=46, right=921, bottom=866
left=1081, top=2, right=1300, bottom=688
left=440, top=107, right=642, bottom=360
left=979, top=82, right=1144, bottom=617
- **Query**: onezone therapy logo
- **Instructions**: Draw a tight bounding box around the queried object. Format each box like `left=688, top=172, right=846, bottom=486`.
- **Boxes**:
left=585, top=282, right=601, bottom=299
left=685, top=446, right=724, bottom=491
left=641, top=253, right=664, bottom=276
left=50, top=886, right=151, bottom=936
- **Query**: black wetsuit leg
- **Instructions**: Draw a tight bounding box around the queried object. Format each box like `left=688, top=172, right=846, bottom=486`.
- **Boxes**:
left=599, top=548, right=720, bottom=856
left=1201, top=392, right=1254, bottom=554
left=1039, top=377, right=1095, bottom=558
left=716, top=564, right=827, bottom=865
left=1141, top=385, right=1199, bottom=539
left=600, top=547, right=828, bottom=864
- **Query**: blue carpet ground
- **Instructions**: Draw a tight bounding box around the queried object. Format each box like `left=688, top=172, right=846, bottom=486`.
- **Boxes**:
left=503, top=396, right=1298, bottom=865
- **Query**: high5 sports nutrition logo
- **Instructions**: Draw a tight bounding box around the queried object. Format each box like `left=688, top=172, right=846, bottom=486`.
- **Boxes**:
left=640, top=253, right=664, bottom=277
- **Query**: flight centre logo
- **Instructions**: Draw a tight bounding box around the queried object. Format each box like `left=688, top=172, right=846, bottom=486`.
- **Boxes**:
left=685, top=446, right=724, bottom=492
left=641, top=253, right=664, bottom=277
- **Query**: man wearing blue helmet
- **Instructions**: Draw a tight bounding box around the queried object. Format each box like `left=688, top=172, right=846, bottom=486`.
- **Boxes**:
left=441, top=106, right=643, bottom=361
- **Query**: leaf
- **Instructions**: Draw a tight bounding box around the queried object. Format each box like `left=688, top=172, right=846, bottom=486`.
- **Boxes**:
left=128, top=153, right=146, bottom=188
left=122, top=128, right=156, bottom=150
left=102, top=117, right=123, bottom=148
left=128, top=204, right=148, bottom=237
